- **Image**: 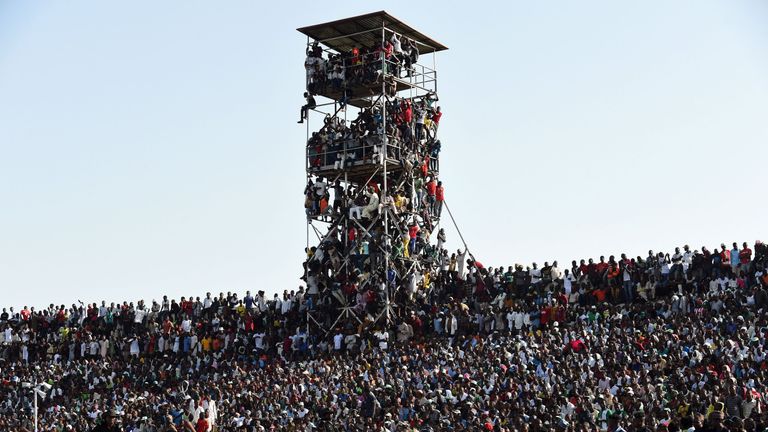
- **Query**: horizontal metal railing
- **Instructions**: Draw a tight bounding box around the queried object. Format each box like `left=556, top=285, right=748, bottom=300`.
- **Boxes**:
left=307, top=134, right=402, bottom=173
left=305, top=51, right=437, bottom=101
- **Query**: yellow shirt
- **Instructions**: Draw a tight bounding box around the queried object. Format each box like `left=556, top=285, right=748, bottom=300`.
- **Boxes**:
left=395, top=194, right=407, bottom=209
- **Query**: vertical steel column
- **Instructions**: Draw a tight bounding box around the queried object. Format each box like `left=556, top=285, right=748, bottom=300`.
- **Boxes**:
left=433, top=50, right=437, bottom=94
left=381, top=21, right=390, bottom=324
left=304, top=36, right=311, bottom=338
left=34, top=381, right=38, bottom=432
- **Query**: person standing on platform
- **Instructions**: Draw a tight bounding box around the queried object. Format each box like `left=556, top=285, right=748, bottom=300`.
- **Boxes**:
left=435, top=181, right=444, bottom=217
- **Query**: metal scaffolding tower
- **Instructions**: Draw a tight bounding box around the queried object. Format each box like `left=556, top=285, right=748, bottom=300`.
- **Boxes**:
left=297, top=11, right=448, bottom=338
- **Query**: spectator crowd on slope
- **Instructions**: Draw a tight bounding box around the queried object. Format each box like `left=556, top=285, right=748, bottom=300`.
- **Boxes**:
left=1, top=240, right=768, bottom=431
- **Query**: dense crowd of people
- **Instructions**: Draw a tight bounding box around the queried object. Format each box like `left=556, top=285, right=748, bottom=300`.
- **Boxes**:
left=302, top=90, right=445, bottom=343
left=305, top=93, right=441, bottom=171
left=2, top=34, right=766, bottom=432
left=303, top=32, right=422, bottom=100
left=301, top=32, right=446, bottom=354
left=302, top=46, right=446, bottom=339
left=2, top=239, right=768, bottom=431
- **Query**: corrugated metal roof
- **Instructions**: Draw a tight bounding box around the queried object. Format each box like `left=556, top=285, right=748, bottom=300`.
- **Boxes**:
left=297, top=11, right=448, bottom=54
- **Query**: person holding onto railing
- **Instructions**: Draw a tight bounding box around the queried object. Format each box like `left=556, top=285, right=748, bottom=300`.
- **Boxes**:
left=435, top=181, right=444, bottom=218
left=401, top=99, right=413, bottom=143
left=332, top=180, right=345, bottom=215
left=374, top=39, right=394, bottom=80
left=402, top=38, right=418, bottom=77
left=429, top=139, right=441, bottom=158
left=414, top=101, right=426, bottom=142
left=425, top=176, right=437, bottom=216
left=385, top=75, right=397, bottom=97
left=304, top=179, right=318, bottom=216
left=393, top=189, right=408, bottom=214
left=420, top=153, right=430, bottom=178
left=424, top=91, right=439, bottom=108
left=305, top=46, right=320, bottom=90
left=408, top=219, right=420, bottom=257
left=413, top=176, right=424, bottom=211
left=390, top=32, right=404, bottom=77
left=429, top=106, right=442, bottom=140
left=297, top=92, right=316, bottom=124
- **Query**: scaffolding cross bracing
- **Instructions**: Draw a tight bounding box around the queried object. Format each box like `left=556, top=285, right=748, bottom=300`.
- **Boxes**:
left=298, top=11, right=454, bottom=341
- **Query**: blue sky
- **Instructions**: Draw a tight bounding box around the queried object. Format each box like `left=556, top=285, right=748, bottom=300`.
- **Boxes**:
left=1, top=1, right=766, bottom=310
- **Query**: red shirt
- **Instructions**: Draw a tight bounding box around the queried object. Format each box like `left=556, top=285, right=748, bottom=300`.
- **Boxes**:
left=569, top=339, right=586, bottom=352
left=196, top=418, right=208, bottom=432
left=366, top=181, right=380, bottom=194
left=162, top=319, right=172, bottom=334
left=721, top=249, right=731, bottom=266
left=432, top=111, right=443, bottom=124
left=740, top=248, right=752, bottom=264
left=426, top=181, right=436, bottom=196
left=365, top=290, right=376, bottom=303
left=408, top=225, right=419, bottom=239
left=540, top=307, right=550, bottom=325
left=181, top=300, right=193, bottom=315
left=436, top=186, right=444, bottom=201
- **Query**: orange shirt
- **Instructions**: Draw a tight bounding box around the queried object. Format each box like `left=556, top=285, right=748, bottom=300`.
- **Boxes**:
left=593, top=288, right=607, bottom=302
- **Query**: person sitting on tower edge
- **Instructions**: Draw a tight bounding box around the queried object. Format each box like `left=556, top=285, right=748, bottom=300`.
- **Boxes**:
left=298, top=92, right=316, bottom=124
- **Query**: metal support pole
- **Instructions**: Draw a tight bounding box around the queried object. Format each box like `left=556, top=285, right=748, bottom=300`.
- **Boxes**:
left=34, top=380, right=38, bottom=432
left=305, top=35, right=312, bottom=339
left=433, top=51, right=437, bottom=94
left=381, top=21, right=390, bottom=325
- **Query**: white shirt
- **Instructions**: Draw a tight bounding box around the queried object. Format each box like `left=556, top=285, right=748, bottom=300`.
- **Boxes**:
left=254, top=333, right=265, bottom=350
left=334, top=333, right=343, bottom=350
left=550, top=266, right=562, bottom=280
left=375, top=331, right=389, bottom=350
left=134, top=309, right=146, bottom=324
left=281, top=298, right=292, bottom=315
left=313, top=181, right=327, bottom=197
left=563, top=275, right=573, bottom=296
left=390, top=35, right=403, bottom=54
left=457, top=251, right=467, bottom=277
left=530, top=268, right=541, bottom=283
